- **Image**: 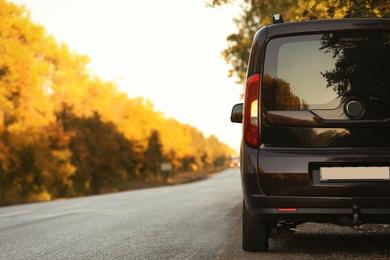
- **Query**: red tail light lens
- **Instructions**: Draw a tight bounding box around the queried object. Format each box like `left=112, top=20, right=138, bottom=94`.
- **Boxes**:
left=244, top=74, right=260, bottom=148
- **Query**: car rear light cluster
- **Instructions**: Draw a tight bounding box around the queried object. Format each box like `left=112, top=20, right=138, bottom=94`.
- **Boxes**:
left=244, top=74, right=260, bottom=148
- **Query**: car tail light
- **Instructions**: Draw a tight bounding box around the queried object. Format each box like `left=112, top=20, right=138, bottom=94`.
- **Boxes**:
left=244, top=74, right=260, bottom=148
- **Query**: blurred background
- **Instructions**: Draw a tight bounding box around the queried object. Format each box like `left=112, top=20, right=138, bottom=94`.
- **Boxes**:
left=1, top=0, right=388, bottom=206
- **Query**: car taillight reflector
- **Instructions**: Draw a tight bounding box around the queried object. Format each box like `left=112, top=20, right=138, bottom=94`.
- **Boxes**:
left=244, top=74, right=260, bottom=148
left=278, top=208, right=297, bottom=212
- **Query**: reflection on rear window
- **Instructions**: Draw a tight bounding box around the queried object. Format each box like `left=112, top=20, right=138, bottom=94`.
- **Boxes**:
left=262, top=32, right=390, bottom=110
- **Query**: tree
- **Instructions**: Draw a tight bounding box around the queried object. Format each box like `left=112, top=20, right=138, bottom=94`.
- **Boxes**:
left=0, top=1, right=76, bottom=205
left=61, top=109, right=141, bottom=195
left=142, top=130, right=165, bottom=179
left=261, top=75, right=302, bottom=111
left=206, top=0, right=390, bottom=85
left=0, top=0, right=237, bottom=205
left=319, top=32, right=390, bottom=99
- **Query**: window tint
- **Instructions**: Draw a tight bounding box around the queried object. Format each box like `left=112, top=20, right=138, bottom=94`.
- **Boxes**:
left=262, top=32, right=390, bottom=110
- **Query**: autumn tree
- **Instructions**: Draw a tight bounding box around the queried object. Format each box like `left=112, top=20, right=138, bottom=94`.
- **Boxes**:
left=0, top=0, right=236, bottom=206
left=159, top=118, right=192, bottom=172
left=0, top=1, right=76, bottom=205
left=61, top=109, right=142, bottom=195
left=206, top=0, right=390, bottom=85
left=205, top=135, right=232, bottom=168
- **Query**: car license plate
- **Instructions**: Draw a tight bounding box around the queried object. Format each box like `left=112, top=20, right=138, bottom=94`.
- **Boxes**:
left=320, top=166, right=390, bottom=181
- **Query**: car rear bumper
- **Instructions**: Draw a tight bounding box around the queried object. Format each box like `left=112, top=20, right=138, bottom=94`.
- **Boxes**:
left=240, top=146, right=390, bottom=224
left=247, top=194, right=390, bottom=224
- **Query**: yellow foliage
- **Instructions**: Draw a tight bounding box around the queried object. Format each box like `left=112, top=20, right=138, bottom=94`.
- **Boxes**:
left=0, top=0, right=235, bottom=205
left=29, top=190, right=52, bottom=203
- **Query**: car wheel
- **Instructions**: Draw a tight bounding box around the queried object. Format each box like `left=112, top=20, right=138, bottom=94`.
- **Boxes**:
left=242, top=200, right=269, bottom=252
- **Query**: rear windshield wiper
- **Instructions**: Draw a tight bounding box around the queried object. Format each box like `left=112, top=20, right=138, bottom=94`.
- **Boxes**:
left=370, top=97, right=390, bottom=104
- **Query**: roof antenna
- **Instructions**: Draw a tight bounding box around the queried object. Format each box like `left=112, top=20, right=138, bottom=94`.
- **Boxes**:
left=273, top=14, right=284, bottom=24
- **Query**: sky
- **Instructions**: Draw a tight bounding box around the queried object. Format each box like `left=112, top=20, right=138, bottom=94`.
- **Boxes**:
left=12, top=0, right=243, bottom=152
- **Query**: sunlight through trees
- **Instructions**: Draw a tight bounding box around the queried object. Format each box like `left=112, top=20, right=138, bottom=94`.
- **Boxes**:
left=0, top=1, right=235, bottom=206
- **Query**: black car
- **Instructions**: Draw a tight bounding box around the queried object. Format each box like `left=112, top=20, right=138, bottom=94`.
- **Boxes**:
left=231, top=15, right=390, bottom=252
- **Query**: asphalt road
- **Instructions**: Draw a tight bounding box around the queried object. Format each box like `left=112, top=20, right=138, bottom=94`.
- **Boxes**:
left=0, top=168, right=242, bottom=260
left=1, top=168, right=390, bottom=260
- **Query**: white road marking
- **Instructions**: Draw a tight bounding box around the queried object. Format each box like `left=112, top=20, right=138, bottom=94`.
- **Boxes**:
left=0, top=210, right=30, bottom=218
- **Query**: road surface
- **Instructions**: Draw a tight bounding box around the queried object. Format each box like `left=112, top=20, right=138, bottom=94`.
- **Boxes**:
left=0, top=169, right=242, bottom=259
left=1, top=168, right=390, bottom=259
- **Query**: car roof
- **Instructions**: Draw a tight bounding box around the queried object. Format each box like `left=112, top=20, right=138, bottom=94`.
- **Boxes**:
left=264, top=18, right=390, bottom=39
left=247, top=18, right=390, bottom=77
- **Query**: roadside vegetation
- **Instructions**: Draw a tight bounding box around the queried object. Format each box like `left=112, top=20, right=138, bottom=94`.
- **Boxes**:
left=0, top=1, right=235, bottom=206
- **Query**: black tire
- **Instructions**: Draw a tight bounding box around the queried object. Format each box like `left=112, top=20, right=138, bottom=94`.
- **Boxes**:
left=242, top=200, right=269, bottom=252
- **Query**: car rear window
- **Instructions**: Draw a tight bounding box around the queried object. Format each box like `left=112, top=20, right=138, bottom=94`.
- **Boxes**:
left=262, top=32, right=390, bottom=111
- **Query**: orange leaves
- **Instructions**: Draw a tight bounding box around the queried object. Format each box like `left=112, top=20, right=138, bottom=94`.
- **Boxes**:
left=0, top=1, right=234, bottom=205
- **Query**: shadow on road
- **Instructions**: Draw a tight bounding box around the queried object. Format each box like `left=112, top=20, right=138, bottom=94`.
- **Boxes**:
left=217, top=204, right=390, bottom=259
